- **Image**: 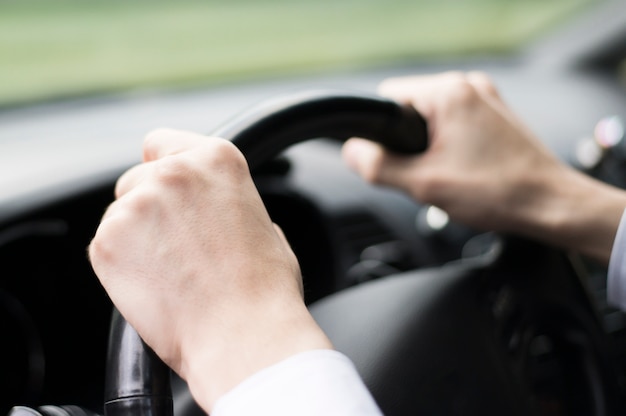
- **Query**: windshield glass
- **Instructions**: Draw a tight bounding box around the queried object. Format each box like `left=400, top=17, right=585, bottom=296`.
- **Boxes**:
left=0, top=0, right=594, bottom=107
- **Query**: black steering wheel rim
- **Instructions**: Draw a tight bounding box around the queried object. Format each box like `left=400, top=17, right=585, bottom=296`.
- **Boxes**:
left=103, top=90, right=624, bottom=416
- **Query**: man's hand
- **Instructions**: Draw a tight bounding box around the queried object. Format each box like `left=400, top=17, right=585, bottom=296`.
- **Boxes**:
left=343, top=72, right=626, bottom=263
left=89, top=129, right=332, bottom=412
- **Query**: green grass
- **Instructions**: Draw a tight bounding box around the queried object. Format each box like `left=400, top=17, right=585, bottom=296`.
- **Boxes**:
left=0, top=0, right=594, bottom=107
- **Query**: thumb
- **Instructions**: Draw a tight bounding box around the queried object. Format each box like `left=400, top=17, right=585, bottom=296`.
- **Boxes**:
left=342, top=138, right=421, bottom=195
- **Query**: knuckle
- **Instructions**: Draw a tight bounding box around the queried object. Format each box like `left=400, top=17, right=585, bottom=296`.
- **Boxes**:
left=124, top=187, right=161, bottom=217
left=202, top=139, right=249, bottom=178
left=449, top=79, right=479, bottom=105
left=143, top=128, right=177, bottom=160
left=467, top=70, right=491, bottom=84
left=88, top=231, right=107, bottom=265
left=467, top=71, right=499, bottom=96
left=436, top=74, right=481, bottom=112
left=114, top=165, right=140, bottom=199
left=150, top=139, right=248, bottom=190
left=114, top=176, right=127, bottom=199
left=89, top=215, right=126, bottom=273
left=153, top=155, right=199, bottom=190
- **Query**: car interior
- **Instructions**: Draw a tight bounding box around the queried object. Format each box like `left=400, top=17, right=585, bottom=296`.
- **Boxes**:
left=1, top=0, right=626, bottom=415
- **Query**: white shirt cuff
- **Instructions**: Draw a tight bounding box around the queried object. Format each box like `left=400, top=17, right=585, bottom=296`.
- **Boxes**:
left=211, top=349, right=383, bottom=416
left=608, top=207, right=626, bottom=310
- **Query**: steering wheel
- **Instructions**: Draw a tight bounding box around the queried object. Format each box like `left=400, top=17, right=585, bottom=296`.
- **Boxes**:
left=101, top=91, right=625, bottom=416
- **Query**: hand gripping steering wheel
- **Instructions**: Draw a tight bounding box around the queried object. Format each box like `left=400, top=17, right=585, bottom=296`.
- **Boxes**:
left=103, top=91, right=625, bottom=416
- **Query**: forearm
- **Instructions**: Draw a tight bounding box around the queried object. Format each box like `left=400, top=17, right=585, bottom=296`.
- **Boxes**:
left=508, top=164, right=626, bottom=264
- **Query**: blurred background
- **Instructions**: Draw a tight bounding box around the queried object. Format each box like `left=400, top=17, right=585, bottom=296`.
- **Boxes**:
left=0, top=0, right=596, bottom=109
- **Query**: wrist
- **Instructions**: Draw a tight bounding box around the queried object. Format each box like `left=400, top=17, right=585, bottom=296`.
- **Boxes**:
left=509, top=164, right=626, bottom=263
left=179, top=300, right=333, bottom=413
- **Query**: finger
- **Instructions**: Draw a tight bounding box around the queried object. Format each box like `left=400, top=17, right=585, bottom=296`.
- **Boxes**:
left=378, top=74, right=434, bottom=112
left=114, top=162, right=153, bottom=199
left=378, top=73, right=435, bottom=99
left=379, top=71, right=483, bottom=100
left=88, top=198, right=123, bottom=267
left=465, top=71, right=501, bottom=101
left=342, top=137, right=382, bottom=182
left=342, top=137, right=418, bottom=193
left=143, top=128, right=223, bottom=162
left=377, top=71, right=468, bottom=118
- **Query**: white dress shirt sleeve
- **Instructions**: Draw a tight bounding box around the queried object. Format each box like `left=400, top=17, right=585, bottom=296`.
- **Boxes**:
left=211, top=349, right=383, bottom=416
left=608, top=208, right=626, bottom=311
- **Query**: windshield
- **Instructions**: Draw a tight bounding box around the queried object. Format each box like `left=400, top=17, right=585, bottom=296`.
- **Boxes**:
left=0, top=0, right=594, bottom=108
